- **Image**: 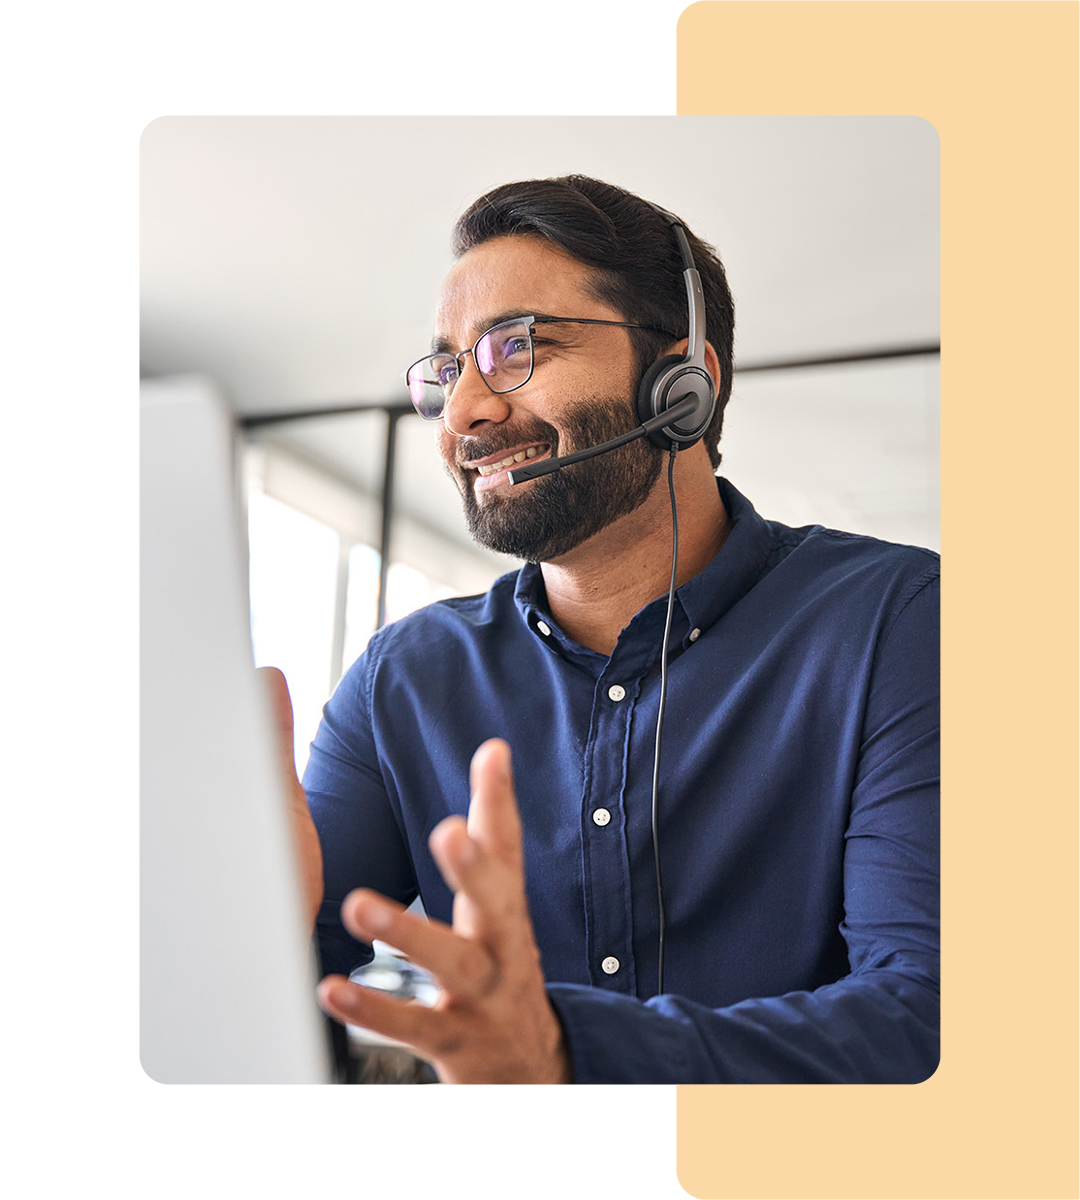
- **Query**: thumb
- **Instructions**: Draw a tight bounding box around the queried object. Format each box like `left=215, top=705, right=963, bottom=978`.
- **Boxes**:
left=259, top=666, right=323, bottom=922
left=258, top=666, right=301, bottom=789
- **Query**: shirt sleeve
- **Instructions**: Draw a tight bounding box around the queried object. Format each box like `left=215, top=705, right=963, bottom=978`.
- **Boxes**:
left=548, top=572, right=940, bottom=1083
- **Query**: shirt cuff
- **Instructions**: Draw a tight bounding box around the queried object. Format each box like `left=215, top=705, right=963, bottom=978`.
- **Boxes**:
left=546, top=983, right=703, bottom=1084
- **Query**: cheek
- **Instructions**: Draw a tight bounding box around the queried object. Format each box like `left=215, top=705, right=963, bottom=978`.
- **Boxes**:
left=435, top=425, right=460, bottom=476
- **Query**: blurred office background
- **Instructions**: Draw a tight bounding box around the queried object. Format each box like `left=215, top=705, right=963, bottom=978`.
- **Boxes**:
left=140, top=116, right=939, bottom=769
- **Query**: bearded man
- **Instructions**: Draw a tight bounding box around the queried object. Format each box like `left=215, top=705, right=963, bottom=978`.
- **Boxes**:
left=287, top=175, right=939, bottom=1084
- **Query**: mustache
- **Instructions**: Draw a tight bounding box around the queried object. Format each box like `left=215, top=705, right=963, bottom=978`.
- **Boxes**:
left=453, top=420, right=560, bottom=467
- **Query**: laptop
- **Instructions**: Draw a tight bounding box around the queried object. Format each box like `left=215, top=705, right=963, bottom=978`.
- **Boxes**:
left=141, top=376, right=332, bottom=1083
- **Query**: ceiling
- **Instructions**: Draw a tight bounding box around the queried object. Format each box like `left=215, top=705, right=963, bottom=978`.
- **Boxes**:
left=140, top=115, right=941, bottom=575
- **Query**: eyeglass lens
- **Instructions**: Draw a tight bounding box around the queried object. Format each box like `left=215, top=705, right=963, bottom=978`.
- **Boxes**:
left=406, top=319, right=534, bottom=419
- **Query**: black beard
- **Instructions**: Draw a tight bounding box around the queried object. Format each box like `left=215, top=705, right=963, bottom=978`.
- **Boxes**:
left=452, top=398, right=664, bottom=563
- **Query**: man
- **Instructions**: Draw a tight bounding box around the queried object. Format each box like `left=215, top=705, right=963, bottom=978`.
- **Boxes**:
left=288, top=175, right=939, bottom=1084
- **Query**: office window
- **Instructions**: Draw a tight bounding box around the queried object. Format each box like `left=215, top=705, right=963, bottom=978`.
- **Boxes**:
left=340, top=547, right=457, bottom=671
left=247, top=485, right=458, bottom=774
left=340, top=542, right=381, bottom=675
left=247, top=490, right=340, bottom=774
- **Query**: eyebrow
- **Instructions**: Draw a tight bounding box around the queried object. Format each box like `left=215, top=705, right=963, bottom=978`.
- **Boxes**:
left=430, top=310, right=564, bottom=355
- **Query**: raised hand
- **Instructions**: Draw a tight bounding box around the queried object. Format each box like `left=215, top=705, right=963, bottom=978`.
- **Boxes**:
left=315, top=739, right=571, bottom=1084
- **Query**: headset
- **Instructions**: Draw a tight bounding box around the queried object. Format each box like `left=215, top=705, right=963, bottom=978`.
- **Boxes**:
left=634, top=203, right=716, bottom=450
left=509, top=203, right=715, bottom=995
left=507, top=202, right=715, bottom=482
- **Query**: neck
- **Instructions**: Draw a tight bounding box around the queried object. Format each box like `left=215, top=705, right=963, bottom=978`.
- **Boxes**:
left=539, top=450, right=729, bottom=656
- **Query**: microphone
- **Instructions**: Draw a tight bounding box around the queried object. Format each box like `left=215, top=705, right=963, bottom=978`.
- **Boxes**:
left=507, top=394, right=700, bottom=484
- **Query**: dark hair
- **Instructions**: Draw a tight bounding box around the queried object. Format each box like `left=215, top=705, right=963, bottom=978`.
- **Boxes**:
left=452, top=175, right=735, bottom=468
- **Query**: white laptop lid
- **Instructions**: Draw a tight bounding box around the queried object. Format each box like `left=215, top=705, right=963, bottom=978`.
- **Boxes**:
left=141, top=376, right=331, bottom=1083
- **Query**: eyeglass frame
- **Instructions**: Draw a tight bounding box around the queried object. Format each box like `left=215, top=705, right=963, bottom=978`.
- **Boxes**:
left=403, top=314, right=677, bottom=420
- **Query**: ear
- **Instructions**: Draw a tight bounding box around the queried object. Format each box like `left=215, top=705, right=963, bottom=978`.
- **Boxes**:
left=658, top=337, right=722, bottom=396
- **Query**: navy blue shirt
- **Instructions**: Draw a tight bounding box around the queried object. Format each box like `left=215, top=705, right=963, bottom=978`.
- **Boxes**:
left=304, top=480, right=939, bottom=1083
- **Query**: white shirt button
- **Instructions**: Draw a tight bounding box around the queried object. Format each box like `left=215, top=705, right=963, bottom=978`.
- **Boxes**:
left=592, top=808, right=611, bottom=827
left=601, top=956, right=620, bottom=975
left=607, top=684, right=626, bottom=702
left=536, top=620, right=551, bottom=637
left=689, top=627, right=701, bottom=642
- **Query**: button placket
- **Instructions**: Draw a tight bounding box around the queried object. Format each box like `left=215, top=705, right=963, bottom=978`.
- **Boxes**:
left=580, top=662, right=644, bottom=994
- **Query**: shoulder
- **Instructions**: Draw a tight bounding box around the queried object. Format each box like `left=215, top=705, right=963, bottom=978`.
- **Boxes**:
left=753, top=521, right=939, bottom=644
left=719, top=479, right=938, bottom=617
left=325, top=568, right=530, bottom=753
left=349, top=568, right=523, bottom=680
left=767, top=519, right=938, bottom=590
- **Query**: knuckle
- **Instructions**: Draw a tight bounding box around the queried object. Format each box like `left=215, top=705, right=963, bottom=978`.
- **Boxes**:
left=430, top=1027, right=466, bottom=1058
left=458, top=942, right=497, bottom=990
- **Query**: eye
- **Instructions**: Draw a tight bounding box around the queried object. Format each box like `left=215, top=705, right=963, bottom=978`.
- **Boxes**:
left=434, top=357, right=459, bottom=388
left=492, top=333, right=531, bottom=362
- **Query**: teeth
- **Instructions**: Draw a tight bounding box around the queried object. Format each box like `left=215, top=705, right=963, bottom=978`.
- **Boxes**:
left=476, top=446, right=541, bottom=476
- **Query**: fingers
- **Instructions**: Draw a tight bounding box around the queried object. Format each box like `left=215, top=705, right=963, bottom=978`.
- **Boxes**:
left=258, top=666, right=301, bottom=787
left=317, top=975, right=442, bottom=1053
left=425, top=815, right=473, bottom=895
left=340, top=888, right=496, bottom=998
left=317, top=737, right=565, bottom=1083
left=259, top=665, right=293, bottom=737
left=466, top=738, right=524, bottom=871
left=416, top=739, right=529, bottom=952
left=316, top=734, right=528, bottom=1027
left=428, top=818, right=526, bottom=944
left=258, top=667, right=322, bottom=921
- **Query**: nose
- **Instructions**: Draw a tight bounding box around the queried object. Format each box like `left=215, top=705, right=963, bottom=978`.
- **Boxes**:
left=440, top=355, right=512, bottom=436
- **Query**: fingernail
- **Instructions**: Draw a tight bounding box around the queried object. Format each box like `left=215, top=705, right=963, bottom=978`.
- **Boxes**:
left=354, top=893, right=392, bottom=933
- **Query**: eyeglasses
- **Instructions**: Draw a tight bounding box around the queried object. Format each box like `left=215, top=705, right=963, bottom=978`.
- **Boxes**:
left=403, top=314, right=674, bottom=420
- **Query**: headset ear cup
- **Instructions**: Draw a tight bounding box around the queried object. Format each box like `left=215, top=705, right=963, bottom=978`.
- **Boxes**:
left=637, top=354, right=718, bottom=450
left=635, top=354, right=686, bottom=429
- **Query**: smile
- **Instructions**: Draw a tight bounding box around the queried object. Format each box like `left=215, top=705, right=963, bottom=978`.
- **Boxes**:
left=476, top=446, right=543, bottom=476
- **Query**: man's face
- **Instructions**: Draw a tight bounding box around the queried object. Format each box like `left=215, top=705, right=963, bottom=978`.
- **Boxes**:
left=432, top=235, right=664, bottom=563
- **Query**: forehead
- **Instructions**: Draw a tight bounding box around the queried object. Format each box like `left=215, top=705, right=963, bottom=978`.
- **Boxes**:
left=433, top=235, right=621, bottom=344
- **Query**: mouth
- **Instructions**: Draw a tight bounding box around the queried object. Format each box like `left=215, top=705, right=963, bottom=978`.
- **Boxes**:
left=462, top=443, right=551, bottom=491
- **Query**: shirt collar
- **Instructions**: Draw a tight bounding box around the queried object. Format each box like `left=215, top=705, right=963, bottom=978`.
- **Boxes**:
left=676, top=477, right=775, bottom=639
left=513, top=477, right=775, bottom=655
